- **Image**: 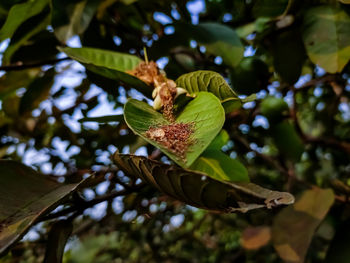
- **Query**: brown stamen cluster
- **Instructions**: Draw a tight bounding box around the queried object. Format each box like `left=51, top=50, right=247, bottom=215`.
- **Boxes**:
left=158, top=81, right=177, bottom=122
left=145, top=122, right=195, bottom=160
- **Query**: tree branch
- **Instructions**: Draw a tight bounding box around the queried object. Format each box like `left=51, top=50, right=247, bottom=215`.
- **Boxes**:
left=39, top=183, right=146, bottom=222
left=0, top=57, right=71, bottom=71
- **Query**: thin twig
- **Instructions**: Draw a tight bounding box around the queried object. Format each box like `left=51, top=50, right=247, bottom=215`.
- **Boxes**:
left=0, top=57, right=71, bottom=71
left=233, top=135, right=289, bottom=177
left=295, top=74, right=340, bottom=91
left=39, top=183, right=145, bottom=222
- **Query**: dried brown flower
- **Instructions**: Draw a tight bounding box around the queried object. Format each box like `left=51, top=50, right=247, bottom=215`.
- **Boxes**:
left=127, top=61, right=165, bottom=87
left=145, top=122, right=195, bottom=160
left=128, top=61, right=180, bottom=122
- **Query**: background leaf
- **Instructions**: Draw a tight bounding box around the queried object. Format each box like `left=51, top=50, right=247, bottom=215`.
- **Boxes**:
left=19, top=67, right=55, bottom=114
left=51, top=0, right=99, bottom=43
left=303, top=6, right=350, bottom=73
left=43, top=220, right=73, bottom=263
left=272, top=188, right=335, bottom=263
left=0, top=160, right=86, bottom=256
left=0, top=0, right=49, bottom=42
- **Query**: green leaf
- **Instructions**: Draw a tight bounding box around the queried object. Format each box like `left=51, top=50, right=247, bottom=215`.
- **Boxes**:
left=260, top=96, right=289, bottom=124
left=43, top=220, right=73, bottom=263
left=114, top=153, right=294, bottom=212
left=325, top=220, right=350, bottom=263
left=58, top=47, right=152, bottom=97
left=206, top=129, right=230, bottom=150
left=79, top=114, right=124, bottom=123
left=0, top=69, right=41, bottom=99
left=231, top=57, right=270, bottom=95
left=272, top=121, right=304, bottom=162
left=0, top=0, right=49, bottom=42
left=190, top=150, right=249, bottom=182
left=339, top=0, right=350, bottom=3
left=252, top=0, right=289, bottom=17
left=303, top=6, right=350, bottom=73
left=272, top=188, right=334, bottom=263
left=190, top=130, right=249, bottom=182
left=175, top=70, right=241, bottom=113
left=19, top=68, right=55, bottom=114
left=52, top=0, right=99, bottom=43
left=195, top=23, right=244, bottom=68
left=150, top=22, right=244, bottom=68
left=2, top=12, right=51, bottom=65
left=0, top=160, right=87, bottom=256
left=124, top=92, right=225, bottom=168
left=271, top=29, right=306, bottom=84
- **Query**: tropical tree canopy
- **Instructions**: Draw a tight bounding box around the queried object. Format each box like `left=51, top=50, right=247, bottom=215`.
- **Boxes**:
left=1, top=0, right=350, bottom=262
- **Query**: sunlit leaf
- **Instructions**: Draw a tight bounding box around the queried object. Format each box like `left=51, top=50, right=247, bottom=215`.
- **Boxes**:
left=303, top=6, right=350, bottom=73
left=176, top=70, right=241, bottom=112
left=0, top=160, right=87, bottom=256
left=58, top=46, right=152, bottom=96
left=190, top=150, right=249, bottom=182
left=272, top=188, right=335, bottom=263
left=124, top=92, right=225, bottom=168
left=114, top=153, right=294, bottom=212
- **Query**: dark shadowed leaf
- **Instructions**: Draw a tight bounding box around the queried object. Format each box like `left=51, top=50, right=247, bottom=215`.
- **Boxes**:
left=252, top=0, right=289, bottom=18
left=124, top=92, right=225, bottom=168
left=19, top=68, right=55, bottom=114
left=43, top=220, right=73, bottom=263
left=271, top=29, right=306, bottom=84
left=114, top=153, right=294, bottom=213
left=272, top=121, right=304, bottom=162
left=0, top=69, right=41, bottom=99
left=2, top=11, right=51, bottom=65
left=150, top=22, right=244, bottom=68
left=51, top=0, right=99, bottom=43
left=303, top=6, right=350, bottom=73
left=0, top=0, right=49, bottom=42
left=325, top=220, right=350, bottom=263
left=175, top=70, right=241, bottom=113
left=0, top=160, right=87, bottom=256
left=272, top=188, right=335, bottom=263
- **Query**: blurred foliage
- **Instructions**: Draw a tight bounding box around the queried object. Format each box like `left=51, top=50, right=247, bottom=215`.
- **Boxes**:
left=0, top=0, right=350, bottom=262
